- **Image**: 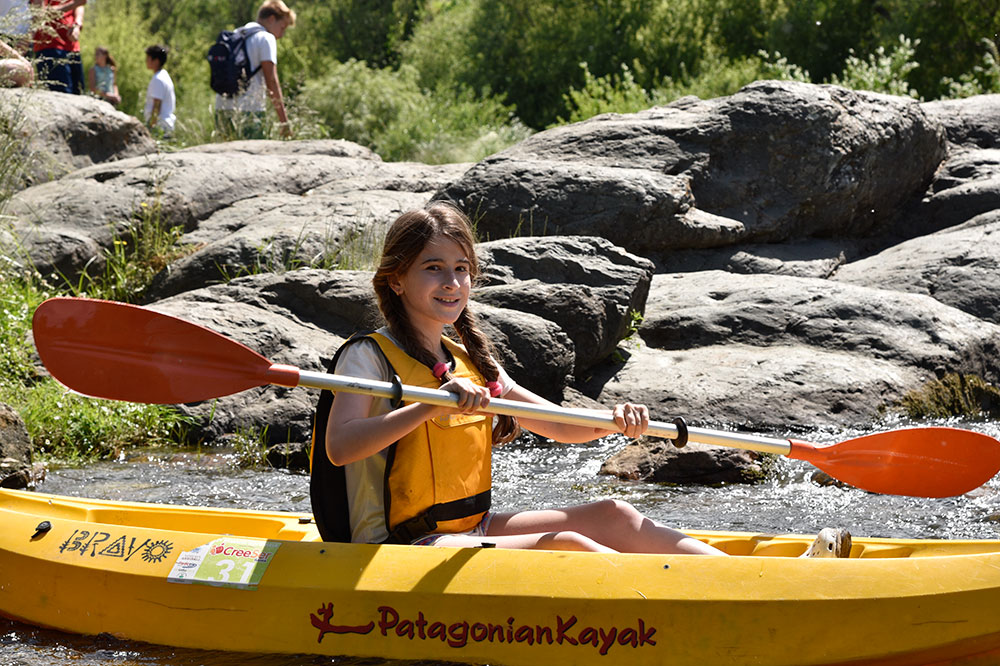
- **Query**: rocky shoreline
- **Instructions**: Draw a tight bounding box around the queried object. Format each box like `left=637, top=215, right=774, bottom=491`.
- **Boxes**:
left=3, top=81, right=999, bottom=486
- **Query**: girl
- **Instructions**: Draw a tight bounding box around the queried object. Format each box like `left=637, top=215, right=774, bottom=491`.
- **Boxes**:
left=310, top=202, right=726, bottom=555
left=87, top=45, right=120, bottom=106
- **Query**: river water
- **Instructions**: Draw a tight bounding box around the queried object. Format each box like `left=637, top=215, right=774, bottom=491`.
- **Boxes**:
left=4, top=417, right=1000, bottom=665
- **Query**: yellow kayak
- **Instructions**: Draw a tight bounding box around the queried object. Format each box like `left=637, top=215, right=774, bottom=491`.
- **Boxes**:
left=2, top=488, right=1000, bottom=666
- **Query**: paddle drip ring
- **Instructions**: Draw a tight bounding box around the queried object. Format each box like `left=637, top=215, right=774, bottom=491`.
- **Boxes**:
left=672, top=417, right=689, bottom=448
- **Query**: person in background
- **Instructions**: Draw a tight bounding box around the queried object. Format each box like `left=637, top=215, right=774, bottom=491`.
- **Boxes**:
left=30, top=0, right=86, bottom=94
left=143, top=44, right=175, bottom=137
left=87, top=45, right=120, bottom=106
left=214, top=0, right=295, bottom=139
left=0, top=36, right=31, bottom=86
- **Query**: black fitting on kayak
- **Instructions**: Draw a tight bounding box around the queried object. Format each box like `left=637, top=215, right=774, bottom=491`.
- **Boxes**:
left=32, top=520, right=52, bottom=539
left=672, top=417, right=689, bottom=448
left=389, top=373, right=404, bottom=409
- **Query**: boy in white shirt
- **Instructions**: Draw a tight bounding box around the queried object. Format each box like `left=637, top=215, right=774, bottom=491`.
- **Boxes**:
left=214, top=0, right=295, bottom=139
left=143, top=44, right=175, bottom=136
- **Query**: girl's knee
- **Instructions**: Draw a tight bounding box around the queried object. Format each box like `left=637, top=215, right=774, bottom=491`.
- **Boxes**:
left=592, top=498, right=644, bottom=525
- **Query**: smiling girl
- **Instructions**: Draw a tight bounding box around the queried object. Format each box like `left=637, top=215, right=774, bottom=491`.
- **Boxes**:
left=310, top=202, right=727, bottom=555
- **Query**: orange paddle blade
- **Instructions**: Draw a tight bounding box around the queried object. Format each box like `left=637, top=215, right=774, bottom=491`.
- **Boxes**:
left=789, top=427, right=1000, bottom=498
left=32, top=297, right=299, bottom=404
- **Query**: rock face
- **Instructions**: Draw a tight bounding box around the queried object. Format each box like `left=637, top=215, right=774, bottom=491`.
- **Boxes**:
left=0, top=88, right=156, bottom=188
left=439, top=81, right=945, bottom=253
left=10, top=83, right=1000, bottom=485
left=600, top=440, right=767, bottom=485
left=0, top=403, right=32, bottom=489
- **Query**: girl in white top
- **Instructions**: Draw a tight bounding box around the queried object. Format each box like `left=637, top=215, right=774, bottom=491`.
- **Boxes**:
left=323, top=202, right=726, bottom=555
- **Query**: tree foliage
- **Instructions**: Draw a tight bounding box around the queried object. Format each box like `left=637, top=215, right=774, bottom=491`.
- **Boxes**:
left=73, top=0, right=1000, bottom=156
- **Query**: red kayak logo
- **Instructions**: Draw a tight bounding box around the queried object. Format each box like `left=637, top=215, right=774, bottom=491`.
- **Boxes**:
left=311, top=603, right=376, bottom=639
left=310, top=602, right=655, bottom=656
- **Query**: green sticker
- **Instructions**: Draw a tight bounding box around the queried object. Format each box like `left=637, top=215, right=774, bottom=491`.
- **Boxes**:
left=168, top=537, right=280, bottom=589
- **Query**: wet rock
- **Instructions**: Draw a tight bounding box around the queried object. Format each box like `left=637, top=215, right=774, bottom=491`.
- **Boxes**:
left=600, top=439, right=767, bottom=485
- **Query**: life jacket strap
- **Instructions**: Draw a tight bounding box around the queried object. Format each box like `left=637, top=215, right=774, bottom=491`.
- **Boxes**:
left=384, top=489, right=492, bottom=544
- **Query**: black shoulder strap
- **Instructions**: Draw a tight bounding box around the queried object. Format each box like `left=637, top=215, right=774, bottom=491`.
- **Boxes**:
left=237, top=25, right=266, bottom=78
left=309, top=333, right=396, bottom=543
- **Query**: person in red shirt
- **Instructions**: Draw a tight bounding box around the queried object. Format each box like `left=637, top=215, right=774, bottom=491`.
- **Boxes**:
left=30, top=0, right=87, bottom=94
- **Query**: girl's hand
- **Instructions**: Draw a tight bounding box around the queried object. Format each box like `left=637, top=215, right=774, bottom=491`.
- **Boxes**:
left=439, top=377, right=491, bottom=415
left=611, top=402, right=650, bottom=439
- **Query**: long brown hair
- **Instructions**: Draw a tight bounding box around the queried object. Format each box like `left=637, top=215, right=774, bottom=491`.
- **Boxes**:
left=373, top=202, right=519, bottom=444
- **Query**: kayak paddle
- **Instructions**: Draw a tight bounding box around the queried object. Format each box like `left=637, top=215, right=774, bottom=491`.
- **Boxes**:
left=31, top=296, right=1000, bottom=498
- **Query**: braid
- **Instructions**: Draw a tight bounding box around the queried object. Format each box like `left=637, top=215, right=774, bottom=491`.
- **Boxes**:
left=454, top=308, right=520, bottom=445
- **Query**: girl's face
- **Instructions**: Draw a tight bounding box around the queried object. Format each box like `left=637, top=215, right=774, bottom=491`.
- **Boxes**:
left=95, top=50, right=107, bottom=66
left=389, top=234, right=472, bottom=335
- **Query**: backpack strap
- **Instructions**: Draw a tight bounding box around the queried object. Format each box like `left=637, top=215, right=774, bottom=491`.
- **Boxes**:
left=309, top=333, right=399, bottom=543
left=237, top=25, right=266, bottom=80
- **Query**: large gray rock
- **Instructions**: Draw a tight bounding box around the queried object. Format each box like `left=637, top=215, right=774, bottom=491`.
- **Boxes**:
left=907, top=148, right=1000, bottom=234
left=922, top=94, right=1000, bottom=149
left=439, top=80, right=945, bottom=253
left=146, top=188, right=430, bottom=299
left=833, top=210, right=1000, bottom=324
left=0, top=403, right=32, bottom=489
left=476, top=236, right=654, bottom=374
left=641, top=272, right=1000, bottom=380
left=0, top=88, right=155, bottom=188
left=573, top=271, right=1000, bottom=429
left=3, top=141, right=388, bottom=280
left=600, top=439, right=767, bottom=485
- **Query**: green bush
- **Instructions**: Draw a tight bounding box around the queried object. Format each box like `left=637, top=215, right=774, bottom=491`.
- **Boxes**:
left=828, top=35, right=920, bottom=98
left=300, top=58, right=530, bottom=163
left=941, top=39, right=1000, bottom=98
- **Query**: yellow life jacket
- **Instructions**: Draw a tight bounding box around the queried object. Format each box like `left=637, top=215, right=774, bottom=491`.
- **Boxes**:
left=369, top=332, right=493, bottom=542
left=308, top=332, right=493, bottom=544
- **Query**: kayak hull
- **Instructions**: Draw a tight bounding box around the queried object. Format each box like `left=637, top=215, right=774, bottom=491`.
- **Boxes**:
left=3, top=488, right=1000, bottom=666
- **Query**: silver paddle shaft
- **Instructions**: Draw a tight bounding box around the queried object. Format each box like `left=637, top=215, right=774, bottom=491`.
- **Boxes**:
left=296, top=370, right=793, bottom=456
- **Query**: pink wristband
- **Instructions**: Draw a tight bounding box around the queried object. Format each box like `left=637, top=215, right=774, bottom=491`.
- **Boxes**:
left=485, top=381, right=502, bottom=397
left=432, top=362, right=449, bottom=379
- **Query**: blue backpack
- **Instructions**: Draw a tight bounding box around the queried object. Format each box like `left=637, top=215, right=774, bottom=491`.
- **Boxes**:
left=207, top=25, right=265, bottom=96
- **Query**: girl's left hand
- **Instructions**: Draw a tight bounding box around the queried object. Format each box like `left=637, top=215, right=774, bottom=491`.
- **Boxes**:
left=611, top=402, right=650, bottom=439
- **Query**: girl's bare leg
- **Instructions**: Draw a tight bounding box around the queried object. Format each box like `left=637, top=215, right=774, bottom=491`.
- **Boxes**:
left=432, top=500, right=727, bottom=554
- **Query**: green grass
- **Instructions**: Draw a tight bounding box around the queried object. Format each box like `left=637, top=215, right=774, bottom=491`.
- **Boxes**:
left=0, top=271, right=191, bottom=462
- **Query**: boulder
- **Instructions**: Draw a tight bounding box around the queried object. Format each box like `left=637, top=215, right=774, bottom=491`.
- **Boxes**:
left=922, top=94, right=1000, bottom=149
left=641, top=272, right=1000, bottom=381
left=657, top=238, right=855, bottom=279
left=439, top=80, right=945, bottom=253
left=600, top=439, right=767, bottom=485
left=0, top=403, right=32, bottom=489
left=146, top=188, right=430, bottom=299
left=571, top=271, right=1000, bottom=429
left=584, top=341, right=926, bottom=430
left=476, top=236, right=654, bottom=374
left=905, top=148, right=1000, bottom=235
left=0, top=88, right=156, bottom=189
left=833, top=210, right=1000, bottom=324
left=3, top=141, right=388, bottom=280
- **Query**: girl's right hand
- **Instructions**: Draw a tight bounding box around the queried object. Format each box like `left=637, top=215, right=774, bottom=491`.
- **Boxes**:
left=439, top=377, right=491, bottom=415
